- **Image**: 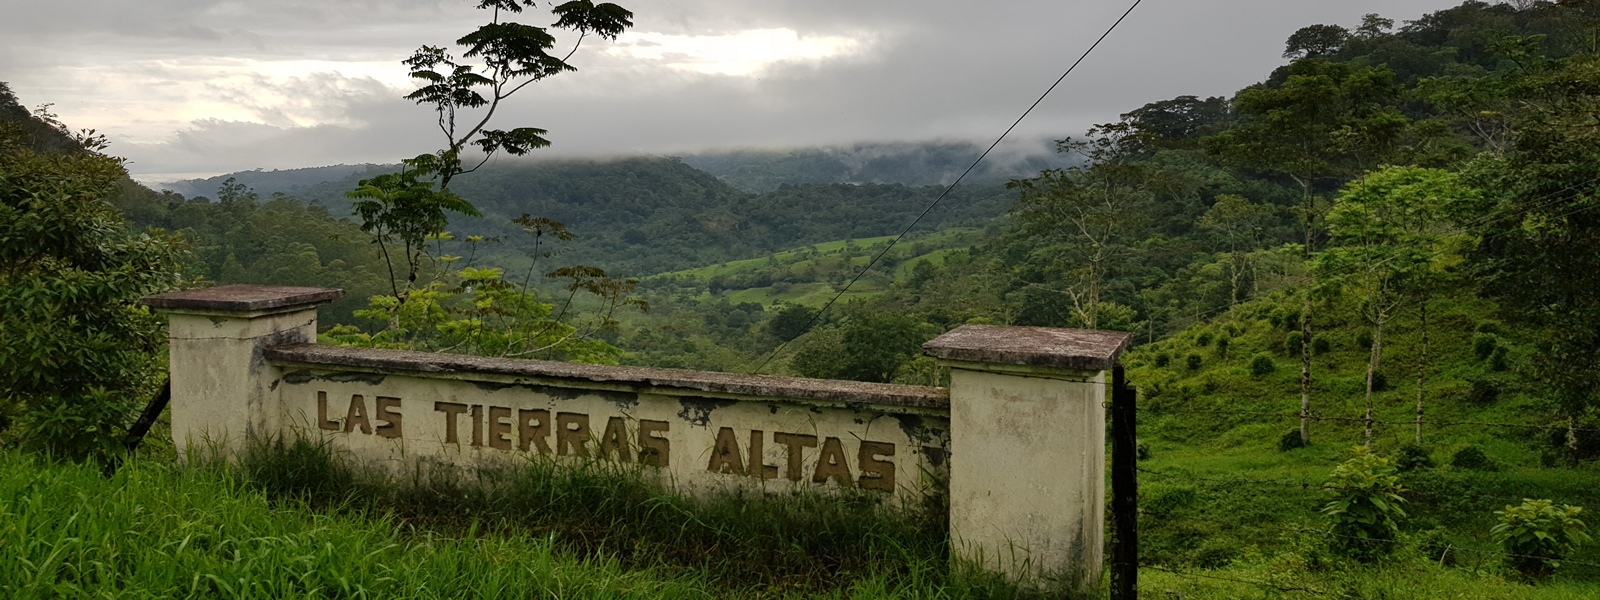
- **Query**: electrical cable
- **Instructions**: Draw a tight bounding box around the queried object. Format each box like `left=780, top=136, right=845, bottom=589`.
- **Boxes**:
left=749, top=0, right=1147, bottom=374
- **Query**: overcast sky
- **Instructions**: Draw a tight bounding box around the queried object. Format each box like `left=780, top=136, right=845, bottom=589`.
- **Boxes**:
left=0, top=0, right=1475, bottom=183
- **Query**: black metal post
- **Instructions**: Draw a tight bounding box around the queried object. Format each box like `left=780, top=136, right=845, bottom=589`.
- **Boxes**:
left=103, top=378, right=171, bottom=477
left=1111, top=364, right=1138, bottom=600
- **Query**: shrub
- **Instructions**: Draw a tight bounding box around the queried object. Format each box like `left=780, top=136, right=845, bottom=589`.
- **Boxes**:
left=1136, top=441, right=1152, bottom=461
left=1195, top=331, right=1213, bottom=347
left=1467, top=379, right=1500, bottom=405
left=1214, top=336, right=1231, bottom=358
left=1279, top=429, right=1307, bottom=452
left=1357, top=330, right=1374, bottom=349
left=1371, top=371, right=1389, bottom=392
left=1394, top=443, right=1435, bottom=472
left=1451, top=446, right=1495, bottom=471
left=1492, top=499, right=1591, bottom=581
left=1312, top=335, right=1331, bottom=355
left=1490, top=346, right=1510, bottom=372
left=1250, top=353, right=1276, bottom=378
left=1282, top=310, right=1302, bottom=332
left=0, top=122, right=185, bottom=461
left=1322, top=447, right=1408, bottom=561
left=1185, top=354, right=1203, bottom=370
left=1476, top=321, right=1502, bottom=335
left=1154, top=353, right=1171, bottom=368
left=1285, top=332, right=1304, bottom=357
left=1473, top=333, right=1499, bottom=361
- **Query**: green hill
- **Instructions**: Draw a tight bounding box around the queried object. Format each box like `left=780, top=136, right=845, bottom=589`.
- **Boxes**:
left=281, top=159, right=1012, bottom=277
left=1120, top=282, right=1600, bottom=588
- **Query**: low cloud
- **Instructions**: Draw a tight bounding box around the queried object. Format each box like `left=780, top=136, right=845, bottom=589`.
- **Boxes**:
left=3, top=0, right=1474, bottom=180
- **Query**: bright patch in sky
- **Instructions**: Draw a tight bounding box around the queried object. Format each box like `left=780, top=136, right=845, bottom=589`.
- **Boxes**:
left=49, top=59, right=406, bottom=143
left=607, top=29, right=863, bottom=76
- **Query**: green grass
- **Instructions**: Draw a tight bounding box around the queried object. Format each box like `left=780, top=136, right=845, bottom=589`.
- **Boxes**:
left=1118, top=286, right=1600, bottom=597
left=0, top=441, right=1047, bottom=599
left=0, top=449, right=700, bottom=599
left=647, top=228, right=985, bottom=307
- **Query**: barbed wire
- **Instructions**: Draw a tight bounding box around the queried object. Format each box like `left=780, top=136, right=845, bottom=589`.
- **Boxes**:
left=1135, top=465, right=1592, bottom=510
left=1132, top=406, right=1600, bottom=434
left=1134, top=513, right=1600, bottom=594
left=1140, top=563, right=1329, bottom=594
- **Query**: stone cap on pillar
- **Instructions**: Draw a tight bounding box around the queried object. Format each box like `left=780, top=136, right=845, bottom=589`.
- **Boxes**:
left=141, top=285, right=345, bottom=317
left=923, top=324, right=1132, bottom=373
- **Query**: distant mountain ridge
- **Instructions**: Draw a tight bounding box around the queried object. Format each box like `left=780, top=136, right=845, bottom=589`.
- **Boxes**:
left=678, top=140, right=1074, bottom=193
left=282, top=156, right=1014, bottom=275
left=158, top=139, right=1072, bottom=200
left=157, top=164, right=385, bottom=199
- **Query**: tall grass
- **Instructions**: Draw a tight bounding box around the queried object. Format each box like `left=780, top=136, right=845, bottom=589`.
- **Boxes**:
left=0, top=449, right=700, bottom=599
left=238, top=437, right=1054, bottom=597
left=0, top=443, right=1049, bottom=599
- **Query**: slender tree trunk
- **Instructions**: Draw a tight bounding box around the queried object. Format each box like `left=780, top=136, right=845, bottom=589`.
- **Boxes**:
left=1298, top=178, right=1316, bottom=446
left=1569, top=414, right=1581, bottom=467
left=1365, top=318, right=1385, bottom=447
left=1300, top=295, right=1312, bottom=445
left=1415, top=299, right=1429, bottom=445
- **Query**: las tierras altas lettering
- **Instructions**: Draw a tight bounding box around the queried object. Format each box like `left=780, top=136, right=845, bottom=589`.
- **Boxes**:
left=315, top=391, right=897, bottom=489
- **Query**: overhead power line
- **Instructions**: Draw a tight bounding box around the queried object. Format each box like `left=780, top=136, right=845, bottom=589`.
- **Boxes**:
left=751, top=0, right=1147, bottom=374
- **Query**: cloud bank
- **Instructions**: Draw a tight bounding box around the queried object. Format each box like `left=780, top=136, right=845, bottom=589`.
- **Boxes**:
left=0, top=0, right=1470, bottom=181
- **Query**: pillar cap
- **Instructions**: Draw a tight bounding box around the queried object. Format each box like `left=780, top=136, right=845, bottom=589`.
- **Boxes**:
left=141, top=285, right=344, bottom=316
left=923, top=324, right=1132, bottom=372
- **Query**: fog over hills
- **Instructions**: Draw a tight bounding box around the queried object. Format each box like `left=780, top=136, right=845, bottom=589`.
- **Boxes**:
left=157, top=138, right=1074, bottom=199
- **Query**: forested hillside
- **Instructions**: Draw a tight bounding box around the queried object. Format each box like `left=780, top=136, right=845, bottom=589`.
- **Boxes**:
left=284, top=157, right=1013, bottom=275
left=677, top=140, right=1070, bottom=193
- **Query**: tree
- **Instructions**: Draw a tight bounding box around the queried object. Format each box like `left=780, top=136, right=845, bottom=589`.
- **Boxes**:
left=1284, top=24, right=1350, bottom=59
left=1465, top=52, right=1600, bottom=463
left=0, top=120, right=185, bottom=461
left=354, top=0, right=633, bottom=306
left=343, top=0, right=643, bottom=357
left=1007, top=129, right=1153, bottom=329
left=1321, top=166, right=1470, bottom=446
left=1209, top=58, right=1409, bottom=445
left=402, top=0, right=632, bottom=190
left=1198, top=194, right=1271, bottom=307
left=789, top=312, right=929, bottom=383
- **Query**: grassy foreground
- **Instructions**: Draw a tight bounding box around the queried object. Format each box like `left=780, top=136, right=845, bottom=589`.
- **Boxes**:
left=0, top=444, right=1033, bottom=599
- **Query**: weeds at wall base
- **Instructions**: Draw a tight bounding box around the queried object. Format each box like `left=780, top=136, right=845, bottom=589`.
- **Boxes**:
left=234, top=435, right=1047, bottom=597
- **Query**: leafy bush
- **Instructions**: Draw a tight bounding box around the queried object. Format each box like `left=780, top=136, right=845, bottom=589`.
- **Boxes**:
left=1281, top=309, right=1302, bottom=332
left=1250, top=353, right=1276, bottom=378
left=1490, top=346, right=1510, bottom=372
left=1467, top=379, right=1501, bottom=405
left=1279, top=429, right=1307, bottom=452
left=1492, top=499, right=1591, bottom=581
left=1357, top=330, right=1374, bottom=349
left=1312, top=335, right=1332, bottom=355
left=1154, top=352, right=1171, bottom=368
left=1185, top=353, right=1203, bottom=370
left=1394, top=443, right=1435, bottom=472
left=1195, top=331, right=1213, bottom=347
left=1214, top=335, right=1230, bottom=358
left=1285, top=332, right=1304, bottom=356
left=1322, top=447, right=1408, bottom=562
left=1473, top=333, right=1499, bottom=361
left=1476, top=321, right=1501, bottom=335
left=1136, top=441, right=1152, bottom=461
left=1451, top=445, right=1495, bottom=471
left=0, top=123, right=184, bottom=461
left=1371, top=371, right=1388, bottom=392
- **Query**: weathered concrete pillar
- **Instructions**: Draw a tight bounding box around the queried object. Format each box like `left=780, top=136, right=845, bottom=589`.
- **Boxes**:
left=923, top=324, right=1130, bottom=590
left=141, top=285, right=343, bottom=461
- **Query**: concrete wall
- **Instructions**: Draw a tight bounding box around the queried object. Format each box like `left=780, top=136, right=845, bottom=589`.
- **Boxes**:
left=266, top=346, right=951, bottom=503
left=142, top=285, right=1130, bottom=589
